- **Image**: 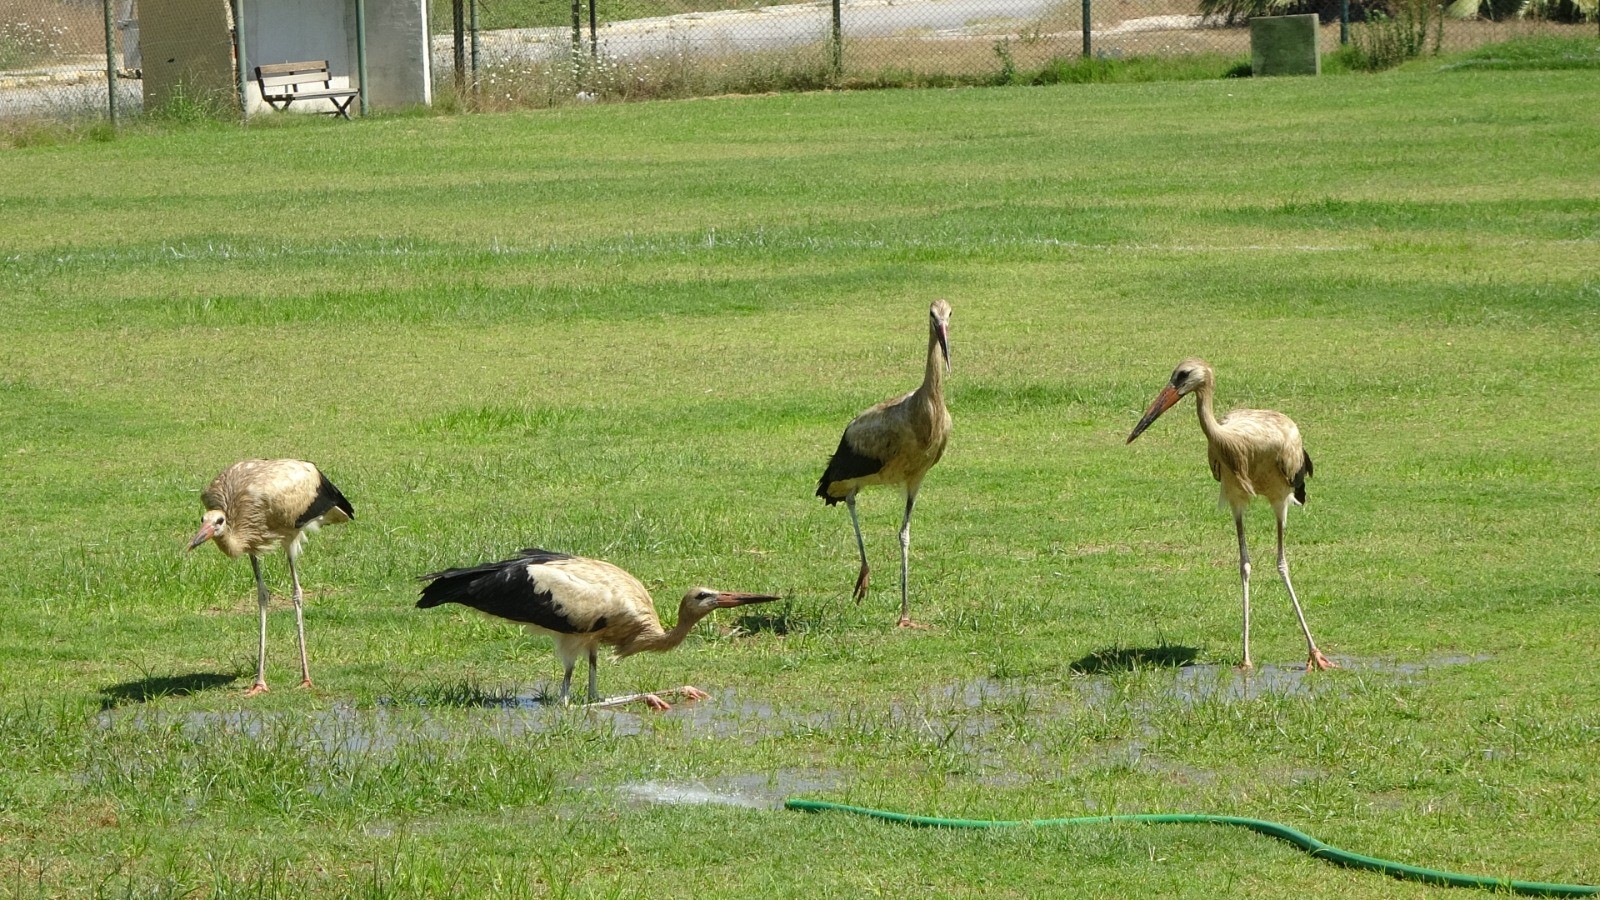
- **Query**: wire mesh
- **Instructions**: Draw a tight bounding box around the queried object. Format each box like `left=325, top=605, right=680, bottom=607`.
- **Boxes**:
left=1, top=0, right=1591, bottom=123
left=0, top=0, right=134, bottom=121
left=427, top=0, right=1594, bottom=106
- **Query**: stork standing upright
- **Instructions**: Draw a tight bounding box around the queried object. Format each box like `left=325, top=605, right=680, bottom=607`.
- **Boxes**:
left=416, top=549, right=779, bottom=710
left=1127, top=359, right=1335, bottom=672
left=188, top=459, right=354, bottom=695
left=816, top=299, right=952, bottom=628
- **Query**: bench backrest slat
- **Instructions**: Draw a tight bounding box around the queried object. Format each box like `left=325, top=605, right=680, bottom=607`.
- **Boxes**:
left=255, top=61, right=335, bottom=93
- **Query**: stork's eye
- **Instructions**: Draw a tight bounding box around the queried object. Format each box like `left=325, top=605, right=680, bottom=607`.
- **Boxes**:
left=1174, top=370, right=1190, bottom=383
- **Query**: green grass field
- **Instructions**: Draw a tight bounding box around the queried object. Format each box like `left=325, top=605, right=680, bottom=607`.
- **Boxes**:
left=2, top=54, right=1598, bottom=896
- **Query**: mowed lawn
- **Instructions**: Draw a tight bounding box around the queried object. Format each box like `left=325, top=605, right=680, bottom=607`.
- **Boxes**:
left=1, top=66, right=1598, bottom=896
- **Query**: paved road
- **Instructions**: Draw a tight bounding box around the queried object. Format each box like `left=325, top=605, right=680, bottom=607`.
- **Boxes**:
left=445, top=0, right=1203, bottom=63
left=0, top=63, right=142, bottom=119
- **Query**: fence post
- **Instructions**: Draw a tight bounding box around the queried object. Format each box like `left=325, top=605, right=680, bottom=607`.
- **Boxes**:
left=470, top=0, right=480, bottom=98
left=232, top=0, right=249, bottom=119
left=102, top=0, right=118, bottom=126
left=572, top=0, right=582, bottom=50
left=831, top=0, right=842, bottom=75
left=355, top=0, right=369, bottom=115
left=1340, top=0, right=1350, bottom=44
left=453, top=0, right=466, bottom=92
left=1081, top=0, right=1091, bottom=56
left=589, top=0, right=598, bottom=57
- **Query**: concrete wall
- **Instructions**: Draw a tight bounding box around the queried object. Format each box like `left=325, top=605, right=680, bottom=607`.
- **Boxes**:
left=1250, top=14, right=1320, bottom=77
left=240, top=0, right=357, bottom=114
left=365, top=0, right=432, bottom=109
left=140, top=0, right=235, bottom=111
left=241, top=0, right=430, bottom=114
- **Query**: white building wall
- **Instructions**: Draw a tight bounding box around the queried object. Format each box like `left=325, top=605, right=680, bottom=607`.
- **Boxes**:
left=239, top=0, right=430, bottom=114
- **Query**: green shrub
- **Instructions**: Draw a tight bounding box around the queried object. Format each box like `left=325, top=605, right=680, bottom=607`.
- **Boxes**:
left=1341, top=0, right=1444, bottom=69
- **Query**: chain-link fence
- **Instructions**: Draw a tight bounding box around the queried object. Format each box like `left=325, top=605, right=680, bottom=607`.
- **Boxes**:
left=1, top=0, right=137, bottom=122
left=3, top=0, right=1594, bottom=124
left=428, top=0, right=1595, bottom=106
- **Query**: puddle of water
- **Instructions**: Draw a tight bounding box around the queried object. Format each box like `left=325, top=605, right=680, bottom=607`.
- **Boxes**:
left=93, top=654, right=1491, bottom=760
left=1166, top=653, right=1491, bottom=706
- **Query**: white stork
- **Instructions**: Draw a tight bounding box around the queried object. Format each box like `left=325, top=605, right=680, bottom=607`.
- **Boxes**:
left=188, top=458, right=354, bottom=695
left=416, top=549, right=779, bottom=710
left=1127, top=358, right=1334, bottom=672
left=815, top=299, right=952, bottom=628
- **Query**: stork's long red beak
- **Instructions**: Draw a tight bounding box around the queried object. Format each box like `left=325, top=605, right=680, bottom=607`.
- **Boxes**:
left=936, top=323, right=951, bottom=372
left=715, top=592, right=781, bottom=608
left=1127, top=384, right=1182, bottom=444
left=187, top=523, right=215, bottom=550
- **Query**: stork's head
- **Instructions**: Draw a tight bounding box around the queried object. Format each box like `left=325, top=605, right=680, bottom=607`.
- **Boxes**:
left=188, top=509, right=227, bottom=550
left=929, top=299, right=952, bottom=370
left=1127, top=357, right=1213, bottom=444
left=678, top=587, right=781, bottom=624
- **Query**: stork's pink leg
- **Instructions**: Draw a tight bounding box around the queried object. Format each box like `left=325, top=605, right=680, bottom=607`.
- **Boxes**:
left=247, top=554, right=271, bottom=697
left=1275, top=503, right=1336, bottom=673
left=286, top=550, right=313, bottom=689
left=846, top=493, right=870, bottom=602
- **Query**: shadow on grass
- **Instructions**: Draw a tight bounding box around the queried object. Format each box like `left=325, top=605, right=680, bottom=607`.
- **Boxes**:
left=1069, top=644, right=1199, bottom=675
left=99, top=672, right=238, bottom=710
left=733, top=608, right=800, bottom=636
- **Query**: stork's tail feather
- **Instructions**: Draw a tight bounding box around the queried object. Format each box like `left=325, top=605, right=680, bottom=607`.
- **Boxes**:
left=1292, top=450, right=1313, bottom=505
left=294, top=471, right=356, bottom=528
left=417, top=558, right=512, bottom=608
left=417, top=548, right=572, bottom=609
left=323, top=474, right=355, bottom=520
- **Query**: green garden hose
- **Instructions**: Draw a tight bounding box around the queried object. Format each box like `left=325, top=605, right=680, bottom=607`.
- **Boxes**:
left=785, top=799, right=1597, bottom=897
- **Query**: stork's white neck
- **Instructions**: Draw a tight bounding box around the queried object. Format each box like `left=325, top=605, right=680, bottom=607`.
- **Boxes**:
left=1193, top=377, right=1222, bottom=441
left=919, top=321, right=947, bottom=400
left=618, top=606, right=708, bottom=656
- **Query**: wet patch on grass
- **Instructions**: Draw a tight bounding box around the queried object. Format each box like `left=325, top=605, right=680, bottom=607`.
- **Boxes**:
left=615, top=769, right=843, bottom=810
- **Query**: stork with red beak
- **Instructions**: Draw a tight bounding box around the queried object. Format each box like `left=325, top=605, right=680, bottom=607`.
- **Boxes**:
left=189, top=459, right=354, bottom=695
left=816, top=299, right=952, bottom=628
left=1128, top=359, right=1334, bottom=672
left=417, top=549, right=780, bottom=710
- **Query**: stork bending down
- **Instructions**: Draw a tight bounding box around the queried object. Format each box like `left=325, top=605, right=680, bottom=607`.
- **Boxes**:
left=188, top=459, right=354, bottom=695
left=416, top=549, right=779, bottom=710
left=1127, top=359, right=1335, bottom=672
left=816, top=299, right=952, bottom=628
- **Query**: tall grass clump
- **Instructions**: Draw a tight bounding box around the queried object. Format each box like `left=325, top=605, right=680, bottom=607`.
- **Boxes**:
left=1341, top=0, right=1446, bottom=68
left=1030, top=52, right=1253, bottom=83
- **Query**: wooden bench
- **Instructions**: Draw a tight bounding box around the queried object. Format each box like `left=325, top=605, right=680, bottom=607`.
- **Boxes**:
left=254, top=60, right=359, bottom=119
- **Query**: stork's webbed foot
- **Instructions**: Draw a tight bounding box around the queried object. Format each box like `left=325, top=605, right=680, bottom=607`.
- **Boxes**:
left=852, top=566, right=870, bottom=603
left=895, top=617, right=929, bottom=629
left=642, top=685, right=710, bottom=710
left=1307, top=650, right=1338, bottom=672
left=588, top=686, right=710, bottom=712
left=244, top=682, right=269, bottom=697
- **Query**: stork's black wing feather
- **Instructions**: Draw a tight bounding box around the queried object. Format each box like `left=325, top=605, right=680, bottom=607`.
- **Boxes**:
left=296, top=471, right=355, bottom=528
left=1292, top=449, right=1313, bottom=505
left=815, top=432, right=886, bottom=506
left=514, top=548, right=576, bottom=565
left=417, top=550, right=587, bottom=634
